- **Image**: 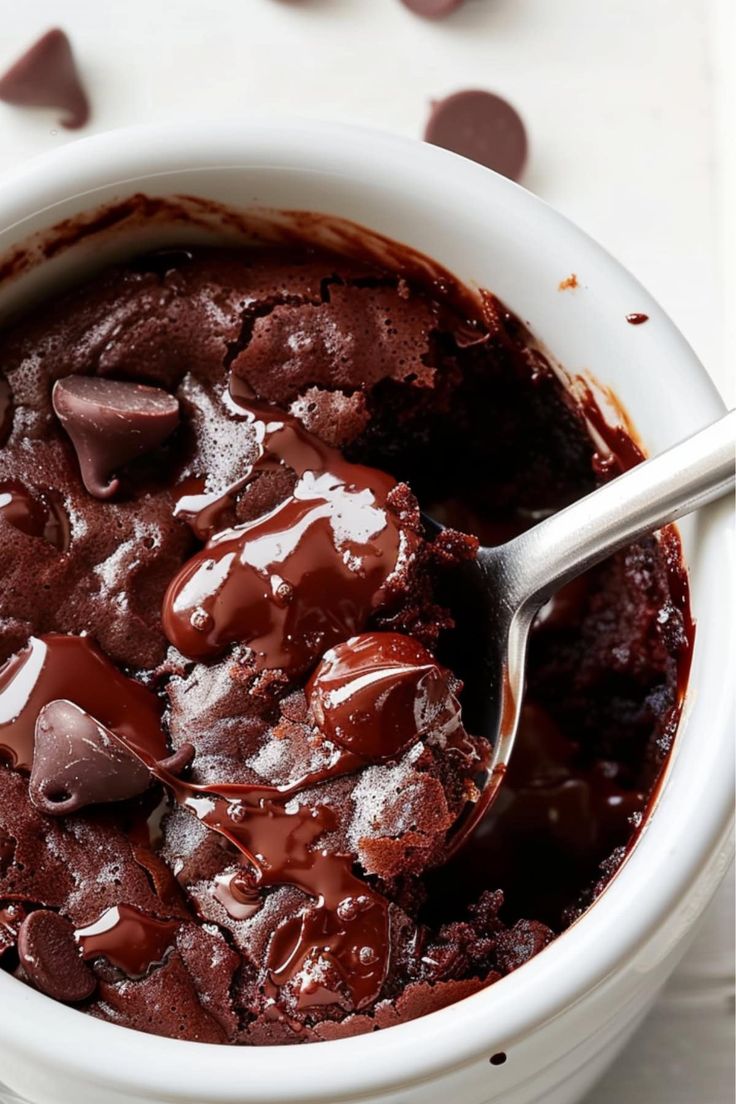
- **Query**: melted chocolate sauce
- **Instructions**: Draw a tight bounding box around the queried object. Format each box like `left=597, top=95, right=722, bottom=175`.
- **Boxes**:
left=75, top=904, right=179, bottom=978
left=419, top=449, right=690, bottom=928
left=0, top=482, right=69, bottom=550
left=117, top=742, right=392, bottom=1011
left=126, top=796, right=185, bottom=911
left=173, top=474, right=247, bottom=541
left=426, top=662, right=648, bottom=927
left=576, top=382, right=645, bottom=478
left=0, top=635, right=166, bottom=771
left=213, top=871, right=262, bottom=921
left=163, top=388, right=416, bottom=671
left=307, top=632, right=468, bottom=762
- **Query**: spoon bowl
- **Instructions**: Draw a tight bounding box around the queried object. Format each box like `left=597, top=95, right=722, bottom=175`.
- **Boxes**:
left=437, top=409, right=736, bottom=854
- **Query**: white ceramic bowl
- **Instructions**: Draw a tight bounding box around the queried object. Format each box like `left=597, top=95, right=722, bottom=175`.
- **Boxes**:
left=0, top=120, right=733, bottom=1104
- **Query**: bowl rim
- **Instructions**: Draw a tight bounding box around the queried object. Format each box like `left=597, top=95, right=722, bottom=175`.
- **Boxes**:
left=0, top=118, right=733, bottom=1104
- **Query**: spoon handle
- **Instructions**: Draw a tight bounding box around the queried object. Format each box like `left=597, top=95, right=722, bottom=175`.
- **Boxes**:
left=498, top=409, right=735, bottom=612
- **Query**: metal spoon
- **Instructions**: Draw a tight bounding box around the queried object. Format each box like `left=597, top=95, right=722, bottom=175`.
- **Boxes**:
left=433, top=409, right=736, bottom=854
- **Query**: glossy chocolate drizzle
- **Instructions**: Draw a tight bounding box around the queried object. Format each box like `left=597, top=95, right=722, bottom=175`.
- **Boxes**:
left=0, top=634, right=166, bottom=771
left=163, top=381, right=416, bottom=671
left=0, top=612, right=459, bottom=1013
left=75, top=904, right=180, bottom=978
left=307, top=631, right=468, bottom=762
left=213, top=870, right=262, bottom=920
left=91, top=629, right=470, bottom=1013
left=0, top=481, right=69, bottom=550
left=109, top=733, right=393, bottom=1013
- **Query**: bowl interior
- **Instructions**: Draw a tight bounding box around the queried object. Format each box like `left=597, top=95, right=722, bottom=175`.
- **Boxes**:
left=0, top=121, right=732, bottom=1103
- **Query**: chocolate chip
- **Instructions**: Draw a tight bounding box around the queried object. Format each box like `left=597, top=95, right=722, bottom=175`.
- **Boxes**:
left=30, top=700, right=151, bottom=816
left=18, top=910, right=96, bottom=1001
left=424, top=90, right=528, bottom=182
left=52, top=377, right=180, bottom=499
left=0, top=29, right=90, bottom=130
left=400, top=0, right=465, bottom=16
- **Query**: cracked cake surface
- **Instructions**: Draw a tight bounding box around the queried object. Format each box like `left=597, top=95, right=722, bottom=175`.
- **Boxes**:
left=0, top=244, right=690, bottom=1043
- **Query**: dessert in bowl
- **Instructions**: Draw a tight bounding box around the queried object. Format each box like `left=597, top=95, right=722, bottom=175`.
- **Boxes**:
left=0, top=121, right=732, bottom=1104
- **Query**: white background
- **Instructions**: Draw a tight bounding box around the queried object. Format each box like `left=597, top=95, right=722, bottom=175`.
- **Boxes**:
left=1, top=2, right=734, bottom=1101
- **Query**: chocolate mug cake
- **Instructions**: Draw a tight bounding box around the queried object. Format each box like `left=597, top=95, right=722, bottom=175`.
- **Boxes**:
left=0, top=240, right=691, bottom=1043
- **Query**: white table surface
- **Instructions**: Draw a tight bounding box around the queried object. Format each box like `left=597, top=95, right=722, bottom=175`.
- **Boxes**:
left=1, top=2, right=733, bottom=1101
